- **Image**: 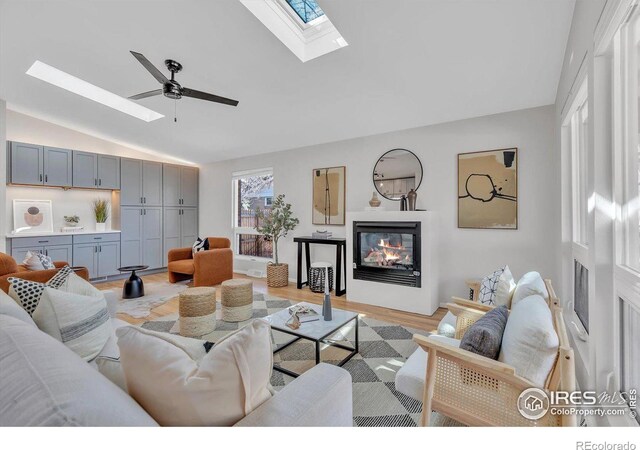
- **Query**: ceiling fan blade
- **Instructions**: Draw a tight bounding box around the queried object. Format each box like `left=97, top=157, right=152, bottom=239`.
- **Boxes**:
left=182, top=87, right=239, bottom=106
left=130, top=51, right=168, bottom=84
left=129, top=89, right=163, bottom=100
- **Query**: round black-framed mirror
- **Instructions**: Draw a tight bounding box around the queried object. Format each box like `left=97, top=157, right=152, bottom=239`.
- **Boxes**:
left=372, top=149, right=423, bottom=201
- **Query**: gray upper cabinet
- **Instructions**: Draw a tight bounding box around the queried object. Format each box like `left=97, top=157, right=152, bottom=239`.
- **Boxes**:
left=180, top=166, right=198, bottom=207
left=120, top=158, right=143, bottom=205
left=142, top=161, right=163, bottom=206
left=43, top=147, right=72, bottom=187
left=10, top=142, right=43, bottom=185
left=121, top=159, right=163, bottom=206
left=163, top=164, right=198, bottom=206
left=72, top=151, right=98, bottom=188
left=97, top=155, right=120, bottom=189
left=162, top=164, right=181, bottom=206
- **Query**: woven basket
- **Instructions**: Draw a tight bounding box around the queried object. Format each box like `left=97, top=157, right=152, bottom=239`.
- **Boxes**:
left=267, top=263, right=289, bottom=287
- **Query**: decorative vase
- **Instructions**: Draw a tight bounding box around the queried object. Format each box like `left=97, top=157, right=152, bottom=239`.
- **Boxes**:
left=400, top=195, right=408, bottom=211
left=369, top=191, right=381, bottom=207
left=407, top=189, right=417, bottom=211
left=322, top=266, right=332, bottom=321
left=96, top=222, right=106, bottom=232
left=267, top=263, right=289, bottom=287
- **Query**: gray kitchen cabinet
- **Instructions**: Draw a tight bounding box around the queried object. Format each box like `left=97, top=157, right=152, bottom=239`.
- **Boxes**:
left=121, top=159, right=162, bottom=206
left=10, top=235, right=73, bottom=265
left=142, top=207, right=163, bottom=268
left=10, top=142, right=43, bottom=185
left=97, top=155, right=120, bottom=189
left=120, top=206, right=162, bottom=269
left=43, top=147, right=72, bottom=187
left=45, top=245, right=72, bottom=263
left=162, top=207, right=181, bottom=266
left=180, top=166, right=198, bottom=207
left=163, top=164, right=197, bottom=207
left=73, top=233, right=121, bottom=279
left=73, top=151, right=98, bottom=188
left=120, top=158, right=143, bottom=206
left=97, top=241, right=120, bottom=278
left=11, top=247, right=44, bottom=265
left=142, top=162, right=163, bottom=206
left=181, top=208, right=198, bottom=247
left=162, top=207, right=197, bottom=266
left=72, top=243, right=98, bottom=278
left=162, top=164, right=181, bottom=206
left=120, top=206, right=143, bottom=267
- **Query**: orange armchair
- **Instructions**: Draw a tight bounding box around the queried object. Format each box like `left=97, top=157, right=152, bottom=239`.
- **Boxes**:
left=167, top=237, right=234, bottom=287
left=0, top=252, right=89, bottom=293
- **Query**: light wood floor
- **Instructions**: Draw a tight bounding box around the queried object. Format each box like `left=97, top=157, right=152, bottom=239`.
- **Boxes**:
left=97, top=272, right=446, bottom=332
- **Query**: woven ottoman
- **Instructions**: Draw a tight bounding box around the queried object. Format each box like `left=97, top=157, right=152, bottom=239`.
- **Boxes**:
left=179, top=287, right=216, bottom=337
left=221, top=279, right=253, bottom=322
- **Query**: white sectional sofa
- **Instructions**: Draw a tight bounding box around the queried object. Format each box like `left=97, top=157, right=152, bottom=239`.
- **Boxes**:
left=0, top=290, right=353, bottom=427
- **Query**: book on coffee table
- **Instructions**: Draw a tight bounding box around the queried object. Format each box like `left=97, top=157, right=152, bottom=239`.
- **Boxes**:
left=288, top=305, right=320, bottom=323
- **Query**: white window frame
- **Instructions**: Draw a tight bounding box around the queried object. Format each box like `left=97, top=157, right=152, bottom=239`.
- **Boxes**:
left=569, top=81, right=589, bottom=248
left=232, top=167, right=274, bottom=261
left=610, top=2, right=640, bottom=425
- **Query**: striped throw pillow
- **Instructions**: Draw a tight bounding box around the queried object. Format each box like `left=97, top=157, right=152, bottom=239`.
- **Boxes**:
left=33, top=286, right=111, bottom=362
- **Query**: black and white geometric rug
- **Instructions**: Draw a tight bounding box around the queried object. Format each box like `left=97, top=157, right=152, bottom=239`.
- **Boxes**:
left=140, top=293, right=461, bottom=427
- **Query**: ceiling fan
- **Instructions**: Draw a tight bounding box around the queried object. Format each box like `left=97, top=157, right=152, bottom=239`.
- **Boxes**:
left=128, top=51, right=239, bottom=111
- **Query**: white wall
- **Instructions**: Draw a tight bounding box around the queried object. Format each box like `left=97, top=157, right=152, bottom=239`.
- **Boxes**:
left=4, top=110, right=186, bottom=235
left=199, top=105, right=559, bottom=303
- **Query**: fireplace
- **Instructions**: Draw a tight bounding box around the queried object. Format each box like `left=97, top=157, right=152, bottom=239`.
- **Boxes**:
left=353, top=221, right=421, bottom=287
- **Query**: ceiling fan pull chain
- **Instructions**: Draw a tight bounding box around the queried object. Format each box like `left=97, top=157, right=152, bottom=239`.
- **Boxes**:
left=174, top=98, right=177, bottom=123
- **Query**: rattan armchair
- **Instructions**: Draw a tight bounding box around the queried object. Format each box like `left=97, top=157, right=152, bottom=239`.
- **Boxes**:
left=415, top=279, right=576, bottom=427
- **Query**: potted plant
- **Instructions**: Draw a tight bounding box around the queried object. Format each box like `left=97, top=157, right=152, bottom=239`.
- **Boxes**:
left=93, top=199, right=109, bottom=232
left=64, top=215, right=80, bottom=228
left=256, top=194, right=299, bottom=287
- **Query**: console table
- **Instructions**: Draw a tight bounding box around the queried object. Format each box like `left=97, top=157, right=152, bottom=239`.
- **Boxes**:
left=294, top=236, right=347, bottom=296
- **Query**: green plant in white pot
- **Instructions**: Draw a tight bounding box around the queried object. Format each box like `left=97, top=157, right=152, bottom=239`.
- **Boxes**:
left=93, top=199, right=109, bottom=232
left=256, top=194, right=299, bottom=287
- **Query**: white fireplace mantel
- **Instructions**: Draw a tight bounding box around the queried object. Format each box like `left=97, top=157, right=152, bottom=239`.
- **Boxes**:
left=346, top=210, right=439, bottom=316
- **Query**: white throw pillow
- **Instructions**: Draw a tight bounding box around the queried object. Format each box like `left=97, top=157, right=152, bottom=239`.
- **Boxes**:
left=437, top=311, right=457, bottom=338
left=116, top=319, right=274, bottom=426
left=498, top=295, right=559, bottom=387
left=22, top=251, right=46, bottom=270
left=478, top=266, right=516, bottom=307
left=511, top=271, right=548, bottom=307
left=33, top=286, right=112, bottom=361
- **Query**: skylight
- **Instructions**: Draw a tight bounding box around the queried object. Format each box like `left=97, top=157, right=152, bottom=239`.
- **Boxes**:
left=285, top=0, right=324, bottom=24
left=26, top=61, right=164, bottom=122
left=239, top=0, right=348, bottom=62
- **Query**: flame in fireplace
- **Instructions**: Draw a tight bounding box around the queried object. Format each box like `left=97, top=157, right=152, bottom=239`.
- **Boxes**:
left=383, top=248, right=400, bottom=261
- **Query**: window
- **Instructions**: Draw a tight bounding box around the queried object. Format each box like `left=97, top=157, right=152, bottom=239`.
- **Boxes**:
left=232, top=169, right=274, bottom=259
left=569, top=82, right=589, bottom=246
left=285, top=0, right=324, bottom=24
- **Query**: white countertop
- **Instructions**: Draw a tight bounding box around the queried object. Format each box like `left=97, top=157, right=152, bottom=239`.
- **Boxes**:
left=6, top=230, right=121, bottom=238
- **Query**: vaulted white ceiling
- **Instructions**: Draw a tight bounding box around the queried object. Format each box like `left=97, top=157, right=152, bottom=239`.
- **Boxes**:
left=0, top=0, right=574, bottom=164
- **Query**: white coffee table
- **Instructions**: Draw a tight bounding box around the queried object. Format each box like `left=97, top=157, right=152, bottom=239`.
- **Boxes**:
left=264, top=302, right=359, bottom=378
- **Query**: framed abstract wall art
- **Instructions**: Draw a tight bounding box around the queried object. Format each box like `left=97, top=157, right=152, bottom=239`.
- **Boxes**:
left=458, top=148, right=518, bottom=229
left=312, top=166, right=346, bottom=225
left=13, top=199, right=54, bottom=234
